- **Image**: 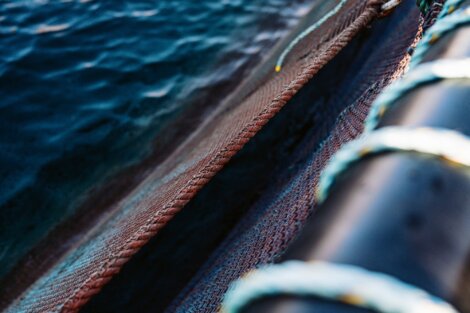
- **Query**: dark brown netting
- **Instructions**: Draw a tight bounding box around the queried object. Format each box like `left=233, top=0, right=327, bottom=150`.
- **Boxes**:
left=2, top=0, right=386, bottom=312
left=165, top=2, right=423, bottom=313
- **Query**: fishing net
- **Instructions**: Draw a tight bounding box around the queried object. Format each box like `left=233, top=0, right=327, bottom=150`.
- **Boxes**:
left=165, top=3, right=423, bottom=313
left=1, top=0, right=433, bottom=312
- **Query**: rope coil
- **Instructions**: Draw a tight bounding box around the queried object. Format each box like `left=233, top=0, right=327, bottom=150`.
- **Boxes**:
left=409, top=5, right=470, bottom=69
left=221, top=261, right=460, bottom=313
left=316, top=126, right=470, bottom=203
left=364, top=58, right=470, bottom=132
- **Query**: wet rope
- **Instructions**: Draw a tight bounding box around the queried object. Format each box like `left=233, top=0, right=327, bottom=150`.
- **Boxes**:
left=221, top=261, right=460, bottom=313
left=274, top=0, right=349, bottom=72
left=275, top=0, right=401, bottom=72
left=409, top=5, right=470, bottom=69
left=316, top=126, right=470, bottom=203
left=364, top=58, right=470, bottom=132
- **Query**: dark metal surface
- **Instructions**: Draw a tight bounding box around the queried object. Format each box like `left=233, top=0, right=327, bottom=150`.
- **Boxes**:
left=242, top=21, right=470, bottom=313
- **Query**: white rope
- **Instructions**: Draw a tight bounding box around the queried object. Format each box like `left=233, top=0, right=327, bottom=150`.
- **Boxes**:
left=409, top=6, right=470, bottom=69
left=381, top=0, right=402, bottom=13
left=275, top=0, right=349, bottom=72
left=316, top=126, right=470, bottom=203
left=221, top=261, right=460, bottom=313
left=364, top=58, right=470, bottom=132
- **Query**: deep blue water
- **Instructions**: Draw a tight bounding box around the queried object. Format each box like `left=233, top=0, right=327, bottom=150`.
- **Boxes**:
left=0, top=0, right=309, bottom=277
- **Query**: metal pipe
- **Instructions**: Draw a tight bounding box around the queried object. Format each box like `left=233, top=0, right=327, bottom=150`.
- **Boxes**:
left=241, top=22, right=470, bottom=313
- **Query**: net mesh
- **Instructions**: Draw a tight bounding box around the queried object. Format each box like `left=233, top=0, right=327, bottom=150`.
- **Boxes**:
left=2, top=0, right=426, bottom=312
left=167, top=3, right=422, bottom=313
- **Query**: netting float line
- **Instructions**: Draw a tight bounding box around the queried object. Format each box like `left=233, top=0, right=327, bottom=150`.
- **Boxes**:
left=364, top=58, right=470, bottom=132
left=221, top=261, right=460, bottom=313
left=316, top=126, right=470, bottom=203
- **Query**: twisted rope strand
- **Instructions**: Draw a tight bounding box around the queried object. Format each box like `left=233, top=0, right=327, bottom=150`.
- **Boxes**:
left=364, top=58, right=470, bottom=132
left=409, top=5, right=470, bottom=69
left=275, top=0, right=404, bottom=72
left=316, top=126, right=470, bottom=203
left=222, top=261, right=460, bottom=313
left=275, top=0, right=350, bottom=72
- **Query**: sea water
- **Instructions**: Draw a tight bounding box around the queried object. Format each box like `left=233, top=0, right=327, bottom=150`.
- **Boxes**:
left=0, top=0, right=309, bottom=278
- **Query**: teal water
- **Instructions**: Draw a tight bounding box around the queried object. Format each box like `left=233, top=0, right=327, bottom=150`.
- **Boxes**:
left=0, top=0, right=310, bottom=279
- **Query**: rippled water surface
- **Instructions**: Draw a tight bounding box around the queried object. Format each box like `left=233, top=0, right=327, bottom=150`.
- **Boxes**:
left=0, top=0, right=309, bottom=277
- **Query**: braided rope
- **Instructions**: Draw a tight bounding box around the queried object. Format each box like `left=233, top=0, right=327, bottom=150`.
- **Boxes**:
left=409, top=5, right=470, bottom=69
left=316, top=126, right=470, bottom=203
left=222, top=261, right=460, bottom=313
left=364, top=58, right=470, bottom=132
